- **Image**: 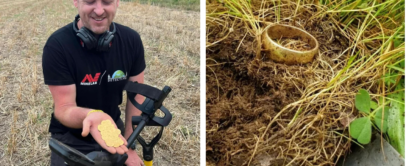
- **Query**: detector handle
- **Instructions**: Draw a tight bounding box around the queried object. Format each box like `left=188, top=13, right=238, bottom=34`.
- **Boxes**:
left=124, top=81, right=172, bottom=127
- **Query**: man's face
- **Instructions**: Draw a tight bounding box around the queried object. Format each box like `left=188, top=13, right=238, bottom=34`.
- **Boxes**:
left=74, top=0, right=119, bottom=35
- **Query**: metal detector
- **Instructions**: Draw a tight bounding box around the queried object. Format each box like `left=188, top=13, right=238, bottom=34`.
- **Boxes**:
left=49, top=81, right=172, bottom=166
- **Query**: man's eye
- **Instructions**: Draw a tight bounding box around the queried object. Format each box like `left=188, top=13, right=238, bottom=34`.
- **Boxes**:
left=84, top=0, right=95, bottom=4
left=103, top=0, right=113, bottom=5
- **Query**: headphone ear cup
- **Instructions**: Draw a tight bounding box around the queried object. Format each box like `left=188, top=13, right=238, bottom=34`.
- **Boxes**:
left=77, top=28, right=98, bottom=50
left=97, top=32, right=114, bottom=52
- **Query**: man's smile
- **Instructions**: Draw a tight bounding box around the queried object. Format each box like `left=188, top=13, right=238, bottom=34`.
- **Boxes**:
left=91, top=17, right=106, bottom=23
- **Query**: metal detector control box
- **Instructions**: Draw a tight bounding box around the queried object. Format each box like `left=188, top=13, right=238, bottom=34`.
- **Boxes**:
left=48, top=81, right=172, bottom=166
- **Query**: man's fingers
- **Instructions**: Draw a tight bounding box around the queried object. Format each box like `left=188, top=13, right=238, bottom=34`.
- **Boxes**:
left=98, top=140, right=120, bottom=154
left=119, top=144, right=129, bottom=153
left=91, top=130, right=117, bottom=154
left=82, top=119, right=90, bottom=137
left=115, top=146, right=125, bottom=155
left=104, top=145, right=117, bottom=154
left=120, top=135, right=128, bottom=146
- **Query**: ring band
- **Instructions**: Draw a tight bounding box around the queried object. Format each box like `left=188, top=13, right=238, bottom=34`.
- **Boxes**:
left=87, top=110, right=103, bottom=116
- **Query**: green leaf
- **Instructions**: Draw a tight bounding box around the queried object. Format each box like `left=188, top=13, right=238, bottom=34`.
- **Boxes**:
left=374, top=106, right=390, bottom=133
left=357, top=2, right=368, bottom=9
left=383, top=73, right=397, bottom=86
left=400, top=59, right=405, bottom=69
left=387, top=84, right=405, bottom=157
left=394, top=38, right=403, bottom=48
left=378, top=96, right=384, bottom=105
left=387, top=65, right=405, bottom=73
left=350, top=117, right=372, bottom=144
left=355, top=89, right=371, bottom=114
left=370, top=101, right=378, bottom=110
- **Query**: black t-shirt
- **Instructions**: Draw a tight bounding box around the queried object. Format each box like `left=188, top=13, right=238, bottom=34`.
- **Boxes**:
left=42, top=22, right=145, bottom=135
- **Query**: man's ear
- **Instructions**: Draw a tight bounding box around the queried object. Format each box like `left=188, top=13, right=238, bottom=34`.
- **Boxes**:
left=73, top=0, right=78, bottom=8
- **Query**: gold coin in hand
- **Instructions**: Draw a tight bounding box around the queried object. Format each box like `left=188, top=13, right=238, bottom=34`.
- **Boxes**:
left=98, top=120, right=124, bottom=147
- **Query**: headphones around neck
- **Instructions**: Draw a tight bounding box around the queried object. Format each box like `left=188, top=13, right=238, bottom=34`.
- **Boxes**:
left=73, top=14, right=116, bottom=52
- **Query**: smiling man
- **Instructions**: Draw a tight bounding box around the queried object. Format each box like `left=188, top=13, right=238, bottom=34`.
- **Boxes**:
left=42, top=0, right=145, bottom=165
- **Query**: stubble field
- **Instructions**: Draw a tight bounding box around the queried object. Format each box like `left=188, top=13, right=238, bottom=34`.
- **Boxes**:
left=0, top=0, right=200, bottom=165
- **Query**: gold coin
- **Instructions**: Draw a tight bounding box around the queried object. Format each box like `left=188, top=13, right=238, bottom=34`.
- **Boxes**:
left=114, top=139, right=124, bottom=147
left=102, top=134, right=111, bottom=141
left=112, top=141, right=118, bottom=147
left=101, top=120, right=109, bottom=125
left=98, top=120, right=124, bottom=147
left=98, top=125, right=108, bottom=132
left=106, top=140, right=114, bottom=147
left=100, top=130, right=108, bottom=134
left=115, top=129, right=121, bottom=136
left=97, top=125, right=103, bottom=131
left=118, top=139, right=124, bottom=145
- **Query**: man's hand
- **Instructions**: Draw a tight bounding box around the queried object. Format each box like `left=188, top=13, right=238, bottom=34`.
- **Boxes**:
left=125, top=149, right=144, bottom=166
left=81, top=112, right=129, bottom=154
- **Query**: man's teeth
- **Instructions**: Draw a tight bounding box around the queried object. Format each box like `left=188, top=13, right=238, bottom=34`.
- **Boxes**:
left=95, top=18, right=103, bottom=21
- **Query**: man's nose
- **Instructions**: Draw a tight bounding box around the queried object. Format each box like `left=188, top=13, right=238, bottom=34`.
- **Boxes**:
left=93, top=1, right=104, bottom=16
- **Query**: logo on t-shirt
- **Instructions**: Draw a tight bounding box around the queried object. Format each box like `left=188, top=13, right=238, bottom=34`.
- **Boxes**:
left=81, top=73, right=101, bottom=85
left=108, top=70, right=127, bottom=82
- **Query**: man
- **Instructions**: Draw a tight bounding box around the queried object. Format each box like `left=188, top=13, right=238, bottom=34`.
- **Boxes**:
left=42, top=0, right=144, bottom=165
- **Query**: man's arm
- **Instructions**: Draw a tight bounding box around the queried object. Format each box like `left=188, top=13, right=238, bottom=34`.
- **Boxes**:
left=49, top=84, right=129, bottom=155
left=124, top=71, right=145, bottom=139
left=48, top=84, right=93, bottom=129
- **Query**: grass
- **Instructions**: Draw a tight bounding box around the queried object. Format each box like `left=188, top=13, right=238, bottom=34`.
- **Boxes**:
left=124, top=0, right=200, bottom=11
left=0, top=0, right=199, bottom=165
